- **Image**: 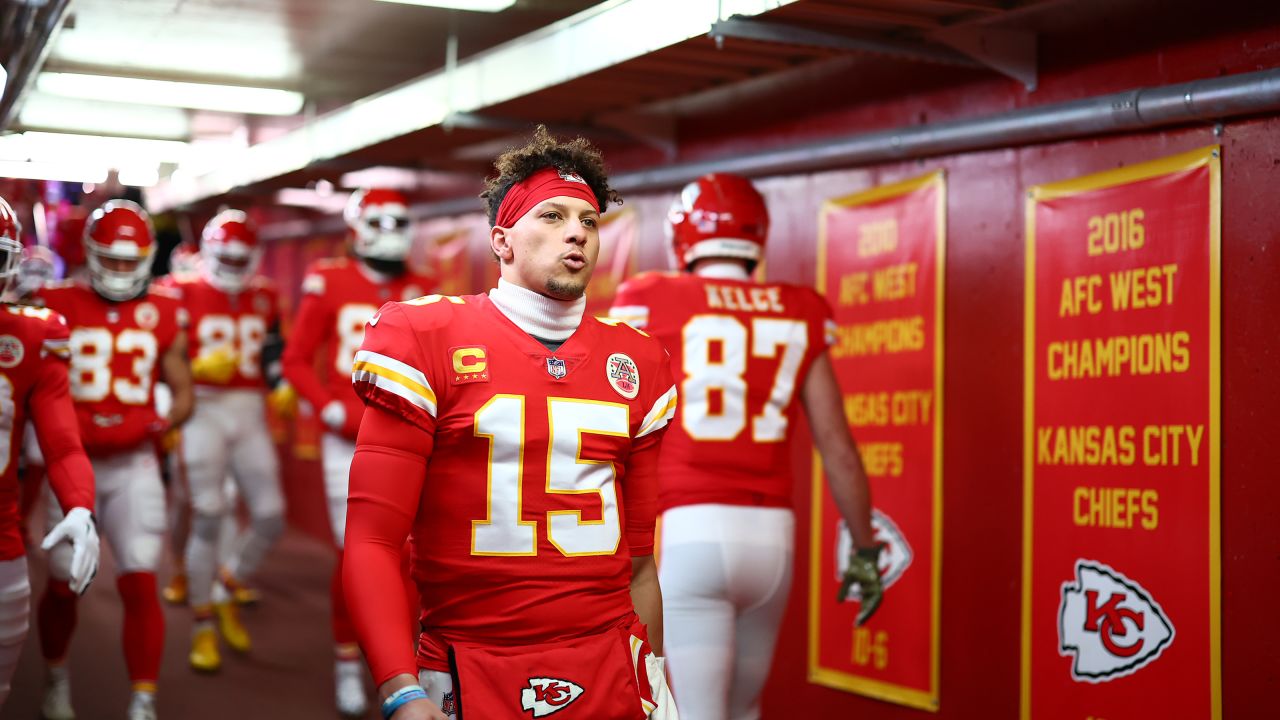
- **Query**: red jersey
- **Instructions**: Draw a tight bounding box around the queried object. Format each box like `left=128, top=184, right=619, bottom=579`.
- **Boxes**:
left=37, top=281, right=186, bottom=455
left=0, top=304, right=94, bottom=560
left=281, top=257, right=432, bottom=438
left=610, top=271, right=834, bottom=511
left=353, top=294, right=677, bottom=669
left=160, top=272, right=278, bottom=390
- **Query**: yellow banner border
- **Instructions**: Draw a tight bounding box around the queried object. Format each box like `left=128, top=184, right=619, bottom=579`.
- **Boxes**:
left=811, top=169, right=945, bottom=712
left=1020, top=145, right=1221, bottom=720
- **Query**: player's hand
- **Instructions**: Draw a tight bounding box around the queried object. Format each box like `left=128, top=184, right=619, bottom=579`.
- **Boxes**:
left=41, top=507, right=100, bottom=595
left=192, top=346, right=238, bottom=384
left=267, top=382, right=299, bottom=419
left=838, top=543, right=885, bottom=626
left=320, top=400, right=347, bottom=432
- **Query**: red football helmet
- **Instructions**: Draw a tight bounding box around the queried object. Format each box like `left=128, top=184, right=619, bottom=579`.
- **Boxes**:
left=0, top=197, right=22, bottom=298
left=84, top=199, right=156, bottom=301
left=344, top=188, right=411, bottom=261
left=200, top=209, right=261, bottom=293
left=667, top=173, right=769, bottom=270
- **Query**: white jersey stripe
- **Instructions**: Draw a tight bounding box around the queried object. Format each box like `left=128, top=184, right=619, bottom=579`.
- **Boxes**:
left=353, top=369, right=437, bottom=418
left=637, top=385, right=678, bottom=439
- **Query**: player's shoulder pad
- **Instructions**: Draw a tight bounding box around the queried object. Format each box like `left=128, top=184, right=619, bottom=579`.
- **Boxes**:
left=147, top=284, right=183, bottom=301
left=617, top=269, right=678, bottom=295
left=593, top=315, right=668, bottom=362
left=385, top=293, right=474, bottom=332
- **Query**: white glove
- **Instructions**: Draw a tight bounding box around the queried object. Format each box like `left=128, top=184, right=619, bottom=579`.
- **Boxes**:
left=41, top=507, right=100, bottom=595
left=320, top=400, right=347, bottom=432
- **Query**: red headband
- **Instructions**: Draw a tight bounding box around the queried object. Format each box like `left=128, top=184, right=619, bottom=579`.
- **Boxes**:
left=495, top=166, right=601, bottom=228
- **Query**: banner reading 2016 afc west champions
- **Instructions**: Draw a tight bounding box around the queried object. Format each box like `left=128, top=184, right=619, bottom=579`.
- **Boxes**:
left=812, top=171, right=943, bottom=711
left=1022, top=147, right=1221, bottom=720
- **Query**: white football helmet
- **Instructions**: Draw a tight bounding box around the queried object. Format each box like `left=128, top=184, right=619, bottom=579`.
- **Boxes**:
left=344, top=188, right=411, bottom=262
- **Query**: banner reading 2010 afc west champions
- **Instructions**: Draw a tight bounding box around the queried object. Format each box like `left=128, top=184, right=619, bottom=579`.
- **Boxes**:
left=812, top=171, right=943, bottom=711
left=1022, top=147, right=1221, bottom=720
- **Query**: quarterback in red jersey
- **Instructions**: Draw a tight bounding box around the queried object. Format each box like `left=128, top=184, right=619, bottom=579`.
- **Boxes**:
left=345, top=128, right=678, bottom=720
left=0, top=197, right=99, bottom=712
left=161, top=210, right=284, bottom=672
left=35, top=200, right=194, bottom=720
left=280, top=187, right=432, bottom=716
left=609, top=174, right=883, bottom=720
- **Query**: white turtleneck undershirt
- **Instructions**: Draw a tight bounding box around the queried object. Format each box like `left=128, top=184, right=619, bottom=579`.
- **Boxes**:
left=487, top=277, right=586, bottom=345
left=693, top=260, right=752, bottom=281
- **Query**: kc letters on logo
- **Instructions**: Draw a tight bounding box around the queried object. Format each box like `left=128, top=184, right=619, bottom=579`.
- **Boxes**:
left=520, top=677, right=584, bottom=717
left=1058, top=560, right=1174, bottom=682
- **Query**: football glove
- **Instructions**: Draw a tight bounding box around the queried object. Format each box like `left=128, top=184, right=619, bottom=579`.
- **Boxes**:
left=41, top=507, right=100, bottom=595
left=838, top=543, right=885, bottom=627
left=192, top=346, right=239, bottom=384
left=320, top=400, right=347, bottom=433
left=267, top=382, right=300, bottom=419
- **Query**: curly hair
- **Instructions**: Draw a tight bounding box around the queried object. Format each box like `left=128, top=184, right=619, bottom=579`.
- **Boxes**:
left=481, top=125, right=622, bottom=226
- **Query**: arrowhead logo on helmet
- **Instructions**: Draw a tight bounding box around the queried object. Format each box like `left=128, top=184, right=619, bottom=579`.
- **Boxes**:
left=1058, top=560, right=1174, bottom=683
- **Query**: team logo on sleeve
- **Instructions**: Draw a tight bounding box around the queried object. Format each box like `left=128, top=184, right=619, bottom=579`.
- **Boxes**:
left=520, top=678, right=584, bottom=717
left=134, top=302, right=160, bottom=329
left=451, top=345, right=490, bottom=384
left=1059, top=560, right=1174, bottom=683
left=0, top=335, right=23, bottom=368
left=836, top=509, right=912, bottom=597
left=546, top=356, right=567, bottom=379
left=606, top=353, right=639, bottom=399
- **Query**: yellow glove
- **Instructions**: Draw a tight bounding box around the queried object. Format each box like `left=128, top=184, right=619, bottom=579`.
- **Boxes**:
left=267, top=382, right=299, bottom=420
left=192, top=346, right=239, bottom=384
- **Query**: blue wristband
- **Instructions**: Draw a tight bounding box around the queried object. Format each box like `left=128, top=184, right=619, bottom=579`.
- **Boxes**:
left=381, top=685, right=428, bottom=720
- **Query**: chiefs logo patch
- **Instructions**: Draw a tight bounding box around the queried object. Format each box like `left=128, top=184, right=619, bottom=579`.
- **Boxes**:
left=836, top=509, right=912, bottom=599
left=606, top=353, right=639, bottom=399
left=134, top=302, right=160, bottom=329
left=520, top=678, right=584, bottom=717
left=1059, top=560, right=1174, bottom=683
left=0, top=335, right=23, bottom=368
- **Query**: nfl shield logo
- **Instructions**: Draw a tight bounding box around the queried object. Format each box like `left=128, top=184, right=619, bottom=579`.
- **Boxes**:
left=546, top=357, right=567, bottom=379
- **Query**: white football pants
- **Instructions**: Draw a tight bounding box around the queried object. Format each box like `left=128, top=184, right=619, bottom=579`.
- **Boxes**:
left=180, top=389, right=284, bottom=608
left=47, top=446, right=166, bottom=577
left=0, top=557, right=29, bottom=707
left=660, top=504, right=794, bottom=720
left=321, top=432, right=356, bottom=548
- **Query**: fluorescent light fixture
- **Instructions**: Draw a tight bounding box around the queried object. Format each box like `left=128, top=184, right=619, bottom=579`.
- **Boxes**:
left=118, top=166, right=161, bottom=187
left=276, top=188, right=348, bottom=213
left=374, top=0, right=516, bottom=11
left=37, top=72, right=305, bottom=115
left=14, top=132, right=190, bottom=165
left=0, top=160, right=108, bottom=184
left=19, top=92, right=190, bottom=139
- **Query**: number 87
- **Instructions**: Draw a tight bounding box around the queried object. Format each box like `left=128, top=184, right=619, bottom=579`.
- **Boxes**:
left=680, top=315, right=808, bottom=443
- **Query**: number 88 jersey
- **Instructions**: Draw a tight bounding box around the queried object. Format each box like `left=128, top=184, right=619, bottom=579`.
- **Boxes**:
left=36, top=281, right=185, bottom=454
left=610, top=271, right=835, bottom=512
left=160, top=272, right=277, bottom=389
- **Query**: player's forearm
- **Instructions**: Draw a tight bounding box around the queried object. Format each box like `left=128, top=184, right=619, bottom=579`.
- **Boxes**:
left=822, top=446, right=877, bottom=549
left=46, top=450, right=95, bottom=514
left=162, top=335, right=195, bottom=427
left=31, top=360, right=95, bottom=510
left=630, top=555, right=663, bottom=656
left=803, top=354, right=876, bottom=548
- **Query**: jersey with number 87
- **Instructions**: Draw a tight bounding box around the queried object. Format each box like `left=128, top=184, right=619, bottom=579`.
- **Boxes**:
left=610, top=271, right=835, bottom=511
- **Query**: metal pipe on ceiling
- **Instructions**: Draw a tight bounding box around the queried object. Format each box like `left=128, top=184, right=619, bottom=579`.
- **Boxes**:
left=268, top=66, right=1280, bottom=236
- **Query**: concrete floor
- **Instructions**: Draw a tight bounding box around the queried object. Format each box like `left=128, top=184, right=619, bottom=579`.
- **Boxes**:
left=2, top=529, right=369, bottom=720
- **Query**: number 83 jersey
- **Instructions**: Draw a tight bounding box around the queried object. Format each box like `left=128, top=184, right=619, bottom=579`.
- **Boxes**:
left=610, top=272, right=835, bottom=512
left=37, top=281, right=185, bottom=454
left=353, top=293, right=677, bottom=650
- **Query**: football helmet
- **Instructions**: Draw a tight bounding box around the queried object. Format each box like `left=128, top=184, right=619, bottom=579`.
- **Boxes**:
left=200, top=209, right=261, bottom=293
left=83, top=199, right=156, bottom=301
left=344, top=188, right=411, bottom=262
left=0, top=197, right=23, bottom=298
left=14, top=245, right=57, bottom=299
left=667, top=173, right=769, bottom=270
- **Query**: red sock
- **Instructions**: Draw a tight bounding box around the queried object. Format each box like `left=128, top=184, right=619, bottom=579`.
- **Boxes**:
left=37, top=579, right=78, bottom=662
left=330, top=552, right=357, bottom=646
left=117, top=573, right=164, bottom=685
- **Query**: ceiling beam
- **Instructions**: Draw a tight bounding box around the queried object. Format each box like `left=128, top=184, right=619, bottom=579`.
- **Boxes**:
left=709, top=17, right=981, bottom=68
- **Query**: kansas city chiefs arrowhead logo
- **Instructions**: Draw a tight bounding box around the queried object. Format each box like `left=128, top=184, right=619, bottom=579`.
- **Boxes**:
left=520, top=677, right=584, bottom=717
left=1059, top=560, right=1174, bottom=683
left=836, top=509, right=912, bottom=599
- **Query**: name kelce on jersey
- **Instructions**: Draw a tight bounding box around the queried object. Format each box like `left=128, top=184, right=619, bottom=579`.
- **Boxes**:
left=703, top=283, right=787, bottom=313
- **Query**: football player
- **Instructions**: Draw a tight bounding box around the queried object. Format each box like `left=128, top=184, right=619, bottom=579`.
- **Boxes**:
left=0, top=197, right=99, bottom=711
left=161, top=210, right=284, bottom=672
left=344, top=127, right=678, bottom=720
left=281, top=187, right=432, bottom=717
left=35, top=200, right=194, bottom=720
left=608, top=174, right=883, bottom=720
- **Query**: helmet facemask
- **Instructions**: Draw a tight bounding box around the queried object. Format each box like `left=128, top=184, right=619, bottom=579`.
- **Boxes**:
left=202, top=240, right=261, bottom=293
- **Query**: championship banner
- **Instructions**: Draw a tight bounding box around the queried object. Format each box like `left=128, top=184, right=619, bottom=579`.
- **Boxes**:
left=1022, top=147, right=1221, bottom=719
left=812, top=171, right=944, bottom=710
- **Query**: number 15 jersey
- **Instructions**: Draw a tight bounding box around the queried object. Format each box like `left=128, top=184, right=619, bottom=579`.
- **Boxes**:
left=353, top=294, right=677, bottom=664
left=610, top=272, right=834, bottom=511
